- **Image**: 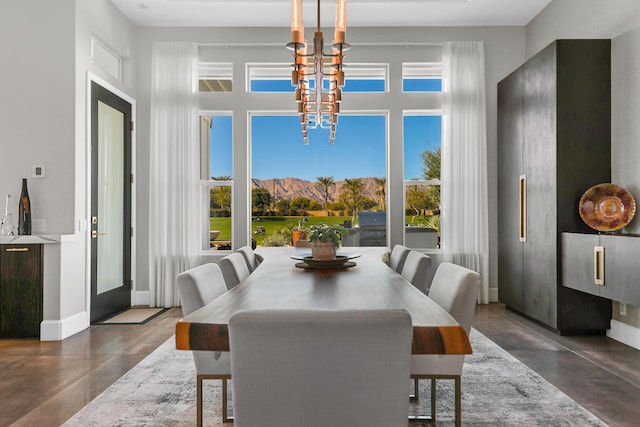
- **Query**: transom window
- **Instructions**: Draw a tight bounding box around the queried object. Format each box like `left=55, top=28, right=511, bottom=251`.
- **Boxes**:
left=402, top=62, right=442, bottom=92
left=199, top=62, right=233, bottom=93
left=247, top=63, right=388, bottom=93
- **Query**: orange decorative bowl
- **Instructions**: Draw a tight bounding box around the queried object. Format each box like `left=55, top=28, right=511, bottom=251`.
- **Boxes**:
left=579, top=183, right=636, bottom=232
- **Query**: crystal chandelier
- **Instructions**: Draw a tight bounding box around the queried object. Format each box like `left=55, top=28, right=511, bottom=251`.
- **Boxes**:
left=287, top=0, right=349, bottom=145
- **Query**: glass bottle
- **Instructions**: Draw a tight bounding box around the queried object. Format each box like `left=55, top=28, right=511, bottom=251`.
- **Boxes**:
left=18, top=178, right=31, bottom=235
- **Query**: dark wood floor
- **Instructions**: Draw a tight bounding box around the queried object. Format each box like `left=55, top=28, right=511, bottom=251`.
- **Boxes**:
left=1, top=303, right=639, bottom=426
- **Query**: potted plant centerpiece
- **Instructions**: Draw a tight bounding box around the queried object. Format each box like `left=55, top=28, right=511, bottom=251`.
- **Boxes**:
left=306, top=223, right=348, bottom=260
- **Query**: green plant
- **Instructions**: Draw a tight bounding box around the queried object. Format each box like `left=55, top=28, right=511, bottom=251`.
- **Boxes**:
left=261, top=232, right=290, bottom=247
left=423, top=215, right=440, bottom=233
left=291, top=220, right=307, bottom=233
left=306, top=223, right=348, bottom=245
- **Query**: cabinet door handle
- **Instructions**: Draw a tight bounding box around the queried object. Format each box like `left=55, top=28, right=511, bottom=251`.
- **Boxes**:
left=5, top=247, right=29, bottom=252
left=519, top=175, right=526, bottom=242
left=594, top=246, right=605, bottom=285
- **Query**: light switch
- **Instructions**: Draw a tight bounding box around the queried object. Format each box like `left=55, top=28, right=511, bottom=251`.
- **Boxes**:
left=32, top=166, right=46, bottom=178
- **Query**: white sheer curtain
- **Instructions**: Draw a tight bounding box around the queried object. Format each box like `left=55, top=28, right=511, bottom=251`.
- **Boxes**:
left=441, top=41, right=490, bottom=304
left=149, top=42, right=200, bottom=307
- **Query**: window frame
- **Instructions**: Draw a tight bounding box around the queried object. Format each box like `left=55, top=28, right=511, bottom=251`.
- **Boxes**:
left=245, top=62, right=389, bottom=93
left=403, top=110, right=442, bottom=250
left=200, top=111, right=234, bottom=252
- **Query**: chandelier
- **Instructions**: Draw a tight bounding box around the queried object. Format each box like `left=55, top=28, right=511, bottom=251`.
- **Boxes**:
left=287, top=0, right=349, bottom=145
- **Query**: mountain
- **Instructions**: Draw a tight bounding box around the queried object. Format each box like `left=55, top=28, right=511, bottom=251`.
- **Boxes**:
left=251, top=177, right=383, bottom=204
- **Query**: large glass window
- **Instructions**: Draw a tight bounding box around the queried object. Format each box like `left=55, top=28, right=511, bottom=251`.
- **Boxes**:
left=200, top=114, right=233, bottom=250
left=250, top=113, right=387, bottom=248
left=404, top=113, right=441, bottom=249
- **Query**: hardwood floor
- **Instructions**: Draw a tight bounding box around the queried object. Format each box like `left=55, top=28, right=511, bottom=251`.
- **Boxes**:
left=474, top=304, right=640, bottom=427
left=1, top=303, right=638, bottom=426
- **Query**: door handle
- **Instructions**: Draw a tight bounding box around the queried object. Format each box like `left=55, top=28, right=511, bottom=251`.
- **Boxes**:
left=5, top=247, right=29, bottom=252
left=594, top=246, right=605, bottom=285
left=519, top=175, right=526, bottom=242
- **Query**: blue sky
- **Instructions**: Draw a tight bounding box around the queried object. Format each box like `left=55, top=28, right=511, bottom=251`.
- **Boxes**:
left=210, top=114, right=441, bottom=181
left=209, top=79, right=442, bottom=182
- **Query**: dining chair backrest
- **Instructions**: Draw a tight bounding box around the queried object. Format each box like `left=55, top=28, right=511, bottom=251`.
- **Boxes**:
left=176, top=262, right=233, bottom=424
left=389, top=244, right=411, bottom=273
left=236, top=246, right=262, bottom=273
left=400, top=250, right=432, bottom=292
left=428, top=262, right=480, bottom=333
left=412, top=263, right=480, bottom=425
left=176, top=263, right=228, bottom=316
left=229, top=309, right=413, bottom=427
left=220, top=252, right=251, bottom=290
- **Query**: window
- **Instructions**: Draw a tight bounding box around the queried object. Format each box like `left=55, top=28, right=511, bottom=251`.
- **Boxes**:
left=250, top=113, right=387, bottom=248
left=196, top=45, right=446, bottom=249
left=200, top=114, right=233, bottom=250
left=246, top=63, right=387, bottom=93
left=402, top=62, right=442, bottom=92
left=403, top=113, right=442, bottom=249
left=247, top=63, right=294, bottom=92
left=199, top=62, right=233, bottom=93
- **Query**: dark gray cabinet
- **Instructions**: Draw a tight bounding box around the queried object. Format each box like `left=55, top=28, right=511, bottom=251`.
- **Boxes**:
left=0, top=244, right=43, bottom=338
left=497, top=40, right=613, bottom=334
left=562, top=232, right=640, bottom=306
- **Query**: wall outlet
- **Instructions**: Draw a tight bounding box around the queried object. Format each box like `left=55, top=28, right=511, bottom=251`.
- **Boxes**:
left=32, top=219, right=46, bottom=232
left=619, top=302, right=627, bottom=316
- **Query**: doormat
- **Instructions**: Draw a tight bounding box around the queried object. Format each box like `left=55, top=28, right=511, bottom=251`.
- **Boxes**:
left=97, top=307, right=168, bottom=325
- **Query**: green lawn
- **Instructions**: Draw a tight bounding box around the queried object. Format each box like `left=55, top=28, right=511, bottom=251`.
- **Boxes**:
left=211, top=214, right=437, bottom=247
left=210, top=215, right=353, bottom=246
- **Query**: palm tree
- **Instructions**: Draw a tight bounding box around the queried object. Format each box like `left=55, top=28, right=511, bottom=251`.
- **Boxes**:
left=316, top=176, right=335, bottom=216
left=373, top=176, right=386, bottom=211
left=341, top=178, right=365, bottom=223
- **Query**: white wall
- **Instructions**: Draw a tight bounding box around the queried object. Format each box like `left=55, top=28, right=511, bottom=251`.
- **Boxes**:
left=0, top=0, right=76, bottom=234
left=527, top=0, right=640, bottom=336
left=0, top=0, right=136, bottom=338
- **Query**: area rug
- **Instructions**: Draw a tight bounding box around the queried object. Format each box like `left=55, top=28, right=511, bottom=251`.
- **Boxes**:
left=96, top=307, right=168, bottom=324
left=62, top=329, right=607, bottom=426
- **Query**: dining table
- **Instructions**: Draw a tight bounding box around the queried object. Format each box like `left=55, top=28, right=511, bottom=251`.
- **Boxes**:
left=175, top=246, right=472, bottom=355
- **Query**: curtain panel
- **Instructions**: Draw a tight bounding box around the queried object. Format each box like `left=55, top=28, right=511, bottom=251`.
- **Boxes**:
left=149, top=42, right=200, bottom=307
left=441, top=41, right=490, bottom=304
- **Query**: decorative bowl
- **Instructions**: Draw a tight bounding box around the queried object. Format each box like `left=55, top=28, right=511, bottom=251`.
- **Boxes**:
left=579, top=183, right=636, bottom=232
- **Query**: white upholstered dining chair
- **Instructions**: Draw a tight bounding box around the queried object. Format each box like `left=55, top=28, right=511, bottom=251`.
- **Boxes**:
left=410, top=262, right=480, bottom=427
left=220, top=252, right=250, bottom=290
left=176, top=263, right=232, bottom=426
left=400, top=250, right=432, bottom=292
left=236, top=245, right=263, bottom=273
left=228, top=309, right=414, bottom=427
left=388, top=244, right=411, bottom=273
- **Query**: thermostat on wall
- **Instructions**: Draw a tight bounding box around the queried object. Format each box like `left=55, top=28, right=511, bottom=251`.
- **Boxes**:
left=32, top=166, right=46, bottom=178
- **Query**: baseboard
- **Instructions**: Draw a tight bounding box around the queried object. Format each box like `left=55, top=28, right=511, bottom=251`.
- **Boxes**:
left=40, top=311, right=89, bottom=341
left=133, top=291, right=150, bottom=306
left=489, top=287, right=499, bottom=303
left=607, top=319, right=640, bottom=351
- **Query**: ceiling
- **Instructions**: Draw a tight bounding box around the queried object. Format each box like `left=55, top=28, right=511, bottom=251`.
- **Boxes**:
left=109, top=0, right=553, bottom=28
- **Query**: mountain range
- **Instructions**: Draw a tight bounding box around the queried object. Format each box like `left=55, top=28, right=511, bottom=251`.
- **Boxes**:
left=251, top=177, right=384, bottom=204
